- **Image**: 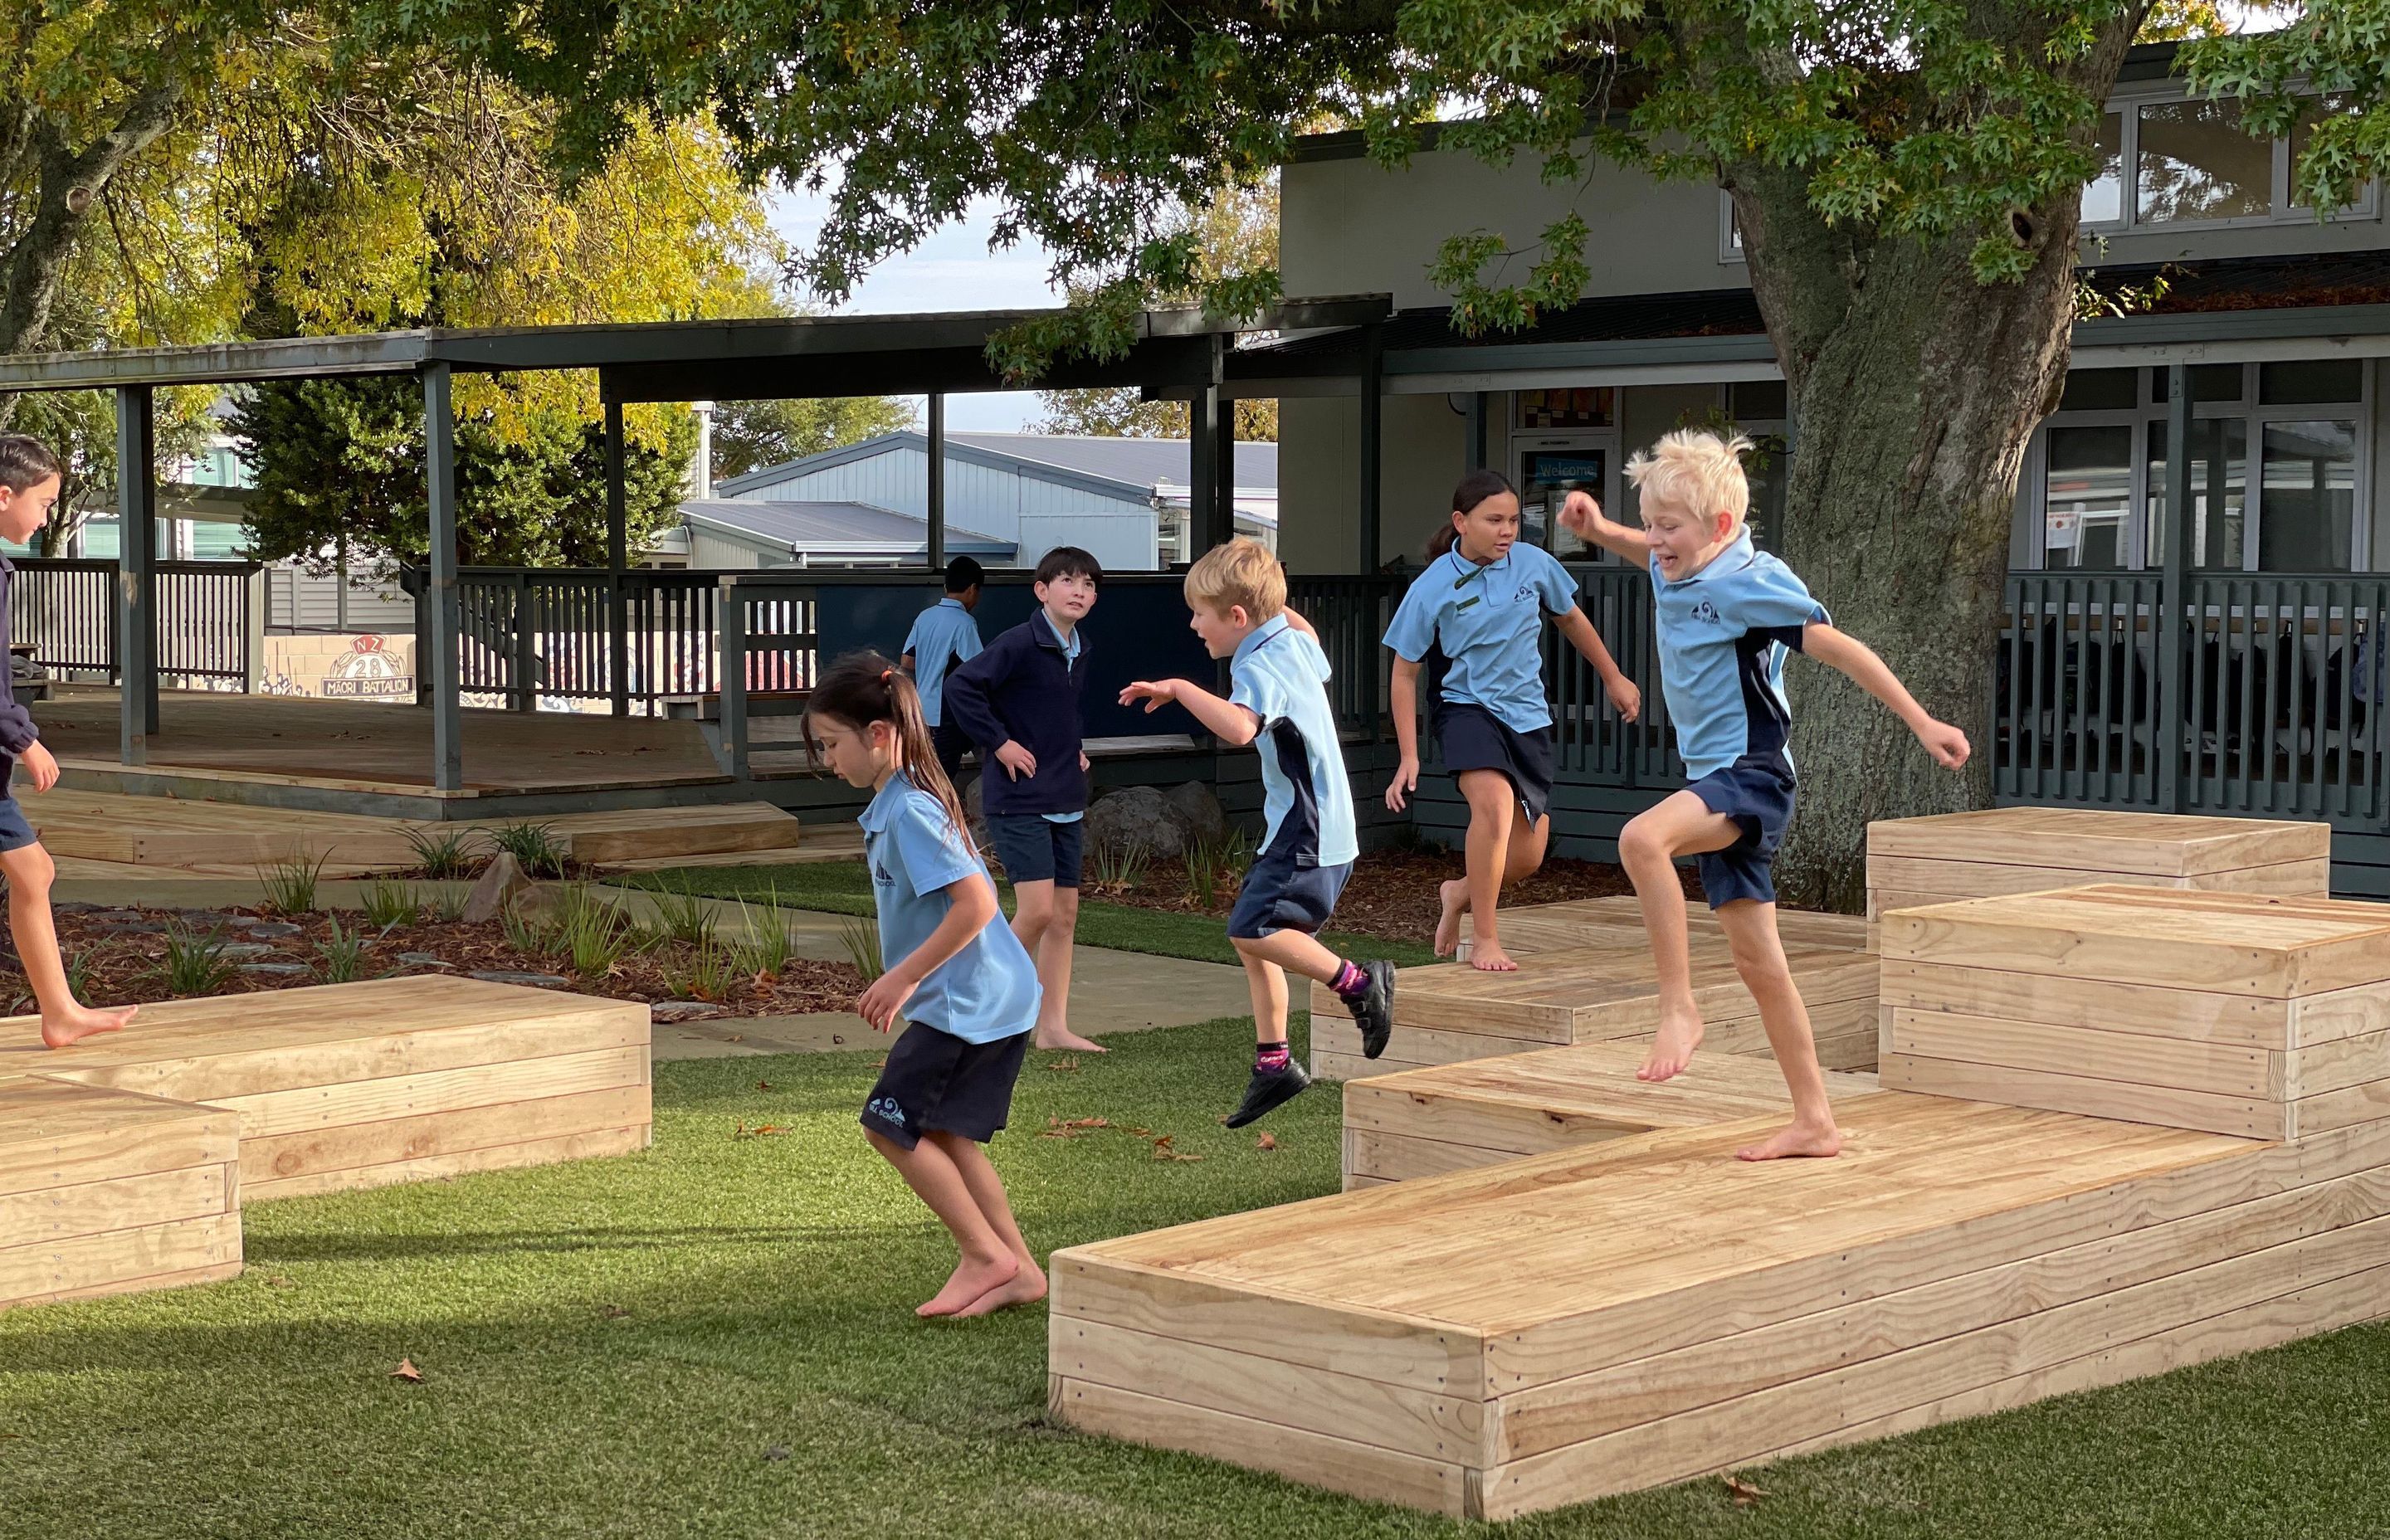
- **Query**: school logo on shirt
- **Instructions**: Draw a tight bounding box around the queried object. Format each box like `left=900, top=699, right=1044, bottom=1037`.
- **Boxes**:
left=871, top=858, right=895, bottom=887
left=1690, top=599, right=1722, bottom=626
left=1515, top=582, right=1535, bottom=602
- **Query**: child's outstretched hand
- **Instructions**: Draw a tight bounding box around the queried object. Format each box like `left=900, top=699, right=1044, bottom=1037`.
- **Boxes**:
left=1119, top=680, right=1180, bottom=713
left=1919, top=719, right=1972, bottom=770
left=1558, top=489, right=1601, bottom=543
left=1604, top=674, right=1641, bottom=723
left=857, top=970, right=916, bottom=1033
left=19, top=741, right=57, bottom=792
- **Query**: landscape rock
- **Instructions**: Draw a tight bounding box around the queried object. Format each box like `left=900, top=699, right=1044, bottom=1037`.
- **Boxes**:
left=240, top=920, right=304, bottom=938
left=461, top=851, right=534, bottom=924
left=651, top=1001, right=727, bottom=1023
left=217, top=943, right=275, bottom=960
left=468, top=969, right=567, bottom=987
left=1084, top=785, right=1192, bottom=860
left=1162, top=781, right=1229, bottom=847
left=238, top=962, right=313, bottom=976
left=396, top=953, right=456, bottom=969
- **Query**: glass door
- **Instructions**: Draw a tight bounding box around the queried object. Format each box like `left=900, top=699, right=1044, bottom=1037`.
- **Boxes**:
left=1514, top=438, right=1616, bottom=559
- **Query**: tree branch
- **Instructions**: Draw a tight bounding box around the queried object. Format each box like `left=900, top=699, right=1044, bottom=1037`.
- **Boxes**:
left=0, top=76, right=186, bottom=356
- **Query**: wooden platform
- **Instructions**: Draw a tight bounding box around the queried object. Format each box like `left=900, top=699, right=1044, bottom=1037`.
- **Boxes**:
left=1340, top=1042, right=1879, bottom=1187
left=1882, top=885, right=2390, bottom=1140
left=1309, top=940, right=1879, bottom=1081
left=0, top=977, right=651, bottom=1308
left=22, top=787, right=803, bottom=875
left=0, top=1075, right=241, bottom=1309
left=1051, top=1092, right=2390, bottom=1518
left=1866, top=808, right=2330, bottom=922
left=38, top=689, right=728, bottom=798
left=1452, top=895, right=1875, bottom=964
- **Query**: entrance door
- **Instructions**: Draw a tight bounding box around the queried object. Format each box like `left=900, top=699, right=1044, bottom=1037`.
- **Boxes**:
left=1514, top=436, right=1618, bottom=560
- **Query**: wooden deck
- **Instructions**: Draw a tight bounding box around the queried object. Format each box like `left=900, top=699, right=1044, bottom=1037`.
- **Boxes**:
left=0, top=977, right=652, bottom=1308
left=37, top=689, right=729, bottom=799
left=20, top=787, right=803, bottom=876
left=1053, top=1089, right=2390, bottom=1518
left=1340, top=1042, right=1880, bottom=1187
left=1452, top=895, right=1876, bottom=963
left=1866, top=808, right=2330, bottom=920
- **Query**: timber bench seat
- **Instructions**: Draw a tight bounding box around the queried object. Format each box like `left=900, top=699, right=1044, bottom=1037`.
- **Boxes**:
left=0, top=977, right=651, bottom=1309
left=1339, top=1041, right=1879, bottom=1187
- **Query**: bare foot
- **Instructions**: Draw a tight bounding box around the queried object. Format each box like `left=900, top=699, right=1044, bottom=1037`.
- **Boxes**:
left=1736, top=1120, right=1844, bottom=1162
left=1034, top=1026, right=1108, bottom=1055
left=41, top=1003, right=136, bottom=1050
left=953, top=1260, right=1048, bottom=1318
left=918, top=1253, right=1019, bottom=1318
left=1468, top=938, right=1519, bottom=972
left=1434, top=880, right=1467, bottom=958
left=1637, top=1009, right=1704, bottom=1082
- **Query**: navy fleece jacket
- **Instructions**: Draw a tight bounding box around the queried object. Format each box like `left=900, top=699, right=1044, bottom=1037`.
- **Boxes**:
left=940, top=612, right=1091, bottom=816
left=0, top=556, right=41, bottom=780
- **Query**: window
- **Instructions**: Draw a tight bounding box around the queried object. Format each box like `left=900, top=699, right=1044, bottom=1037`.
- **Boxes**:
left=2033, top=361, right=2371, bottom=573
left=2080, top=88, right=2378, bottom=231
left=1515, top=388, right=1614, bottom=430
left=2290, top=95, right=2359, bottom=210
left=2045, top=426, right=2134, bottom=568
left=2137, top=99, right=2272, bottom=223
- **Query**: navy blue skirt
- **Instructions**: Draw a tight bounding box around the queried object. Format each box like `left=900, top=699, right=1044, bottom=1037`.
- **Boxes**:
left=1436, top=702, right=1556, bottom=824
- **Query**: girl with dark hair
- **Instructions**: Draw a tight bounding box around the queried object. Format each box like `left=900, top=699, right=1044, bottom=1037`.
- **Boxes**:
left=1382, top=470, right=1642, bottom=970
left=806, top=651, right=1046, bottom=1317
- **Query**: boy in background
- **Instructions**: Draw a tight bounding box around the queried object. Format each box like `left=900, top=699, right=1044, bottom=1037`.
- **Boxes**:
left=901, top=555, right=985, bottom=790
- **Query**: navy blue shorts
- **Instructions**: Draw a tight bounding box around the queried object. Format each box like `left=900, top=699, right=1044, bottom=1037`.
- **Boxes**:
left=861, top=1021, right=1032, bottom=1150
left=988, top=812, right=1084, bottom=888
left=1228, top=841, right=1354, bottom=940
left=1436, top=703, right=1556, bottom=825
left=1687, top=756, right=1797, bottom=908
left=0, top=793, right=35, bottom=853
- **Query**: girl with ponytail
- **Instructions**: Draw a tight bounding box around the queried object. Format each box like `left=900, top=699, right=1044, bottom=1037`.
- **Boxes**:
left=805, top=651, right=1046, bottom=1318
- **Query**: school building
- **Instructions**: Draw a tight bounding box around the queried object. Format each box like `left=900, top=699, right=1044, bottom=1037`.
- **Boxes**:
left=1237, top=41, right=2390, bottom=892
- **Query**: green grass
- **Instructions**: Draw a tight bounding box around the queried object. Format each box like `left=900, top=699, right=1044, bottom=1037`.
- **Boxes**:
left=5, top=1016, right=2388, bottom=1539
left=616, top=862, right=1441, bottom=969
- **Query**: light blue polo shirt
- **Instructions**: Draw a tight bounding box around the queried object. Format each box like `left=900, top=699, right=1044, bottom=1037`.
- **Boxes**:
left=860, top=772, right=1041, bottom=1045
left=1231, top=615, right=1359, bottom=868
left=1651, top=529, right=1831, bottom=781
left=1039, top=611, right=1084, bottom=826
left=1382, top=544, right=1581, bottom=731
left=902, top=597, right=982, bottom=728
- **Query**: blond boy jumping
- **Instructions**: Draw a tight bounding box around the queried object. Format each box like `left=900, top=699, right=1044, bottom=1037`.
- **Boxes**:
left=1561, top=431, right=1968, bottom=1160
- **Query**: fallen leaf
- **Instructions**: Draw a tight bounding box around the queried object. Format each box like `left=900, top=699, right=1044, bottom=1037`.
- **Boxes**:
left=734, top=1121, right=792, bottom=1138
left=728, top=1035, right=744, bottom=1043
left=1724, top=1476, right=1766, bottom=1507
left=1256, top=1133, right=1277, bottom=1152
left=1038, top=1115, right=1113, bottom=1139
left=1046, top=1054, right=1080, bottom=1073
left=763, top=1445, right=791, bottom=1463
left=391, top=1358, right=424, bottom=1383
left=755, top=1081, right=773, bottom=1091
left=868, top=1057, right=887, bottom=1070
left=1153, top=1145, right=1205, bottom=1162
left=265, top=1274, right=295, bottom=1289
left=601, top=1304, right=631, bottom=1320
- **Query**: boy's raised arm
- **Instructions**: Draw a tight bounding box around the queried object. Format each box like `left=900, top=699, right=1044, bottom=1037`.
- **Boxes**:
left=1801, top=622, right=1971, bottom=769
left=1558, top=490, right=1651, bottom=563
left=1119, top=678, right=1259, bottom=748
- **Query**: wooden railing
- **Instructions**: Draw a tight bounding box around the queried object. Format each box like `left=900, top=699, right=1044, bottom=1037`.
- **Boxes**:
left=442, top=568, right=727, bottom=714
left=11, top=558, right=264, bottom=690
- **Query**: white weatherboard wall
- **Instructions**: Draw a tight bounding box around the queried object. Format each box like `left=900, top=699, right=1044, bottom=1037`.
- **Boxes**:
left=727, top=441, right=1155, bottom=571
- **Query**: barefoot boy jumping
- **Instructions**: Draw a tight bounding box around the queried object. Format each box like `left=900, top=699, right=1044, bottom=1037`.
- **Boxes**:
left=0, top=436, right=137, bottom=1048
left=1561, top=430, right=1968, bottom=1161
left=1120, top=539, right=1396, bottom=1127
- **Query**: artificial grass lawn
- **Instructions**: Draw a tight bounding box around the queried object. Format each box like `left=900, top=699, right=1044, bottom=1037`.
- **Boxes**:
left=617, top=860, right=1442, bottom=968
left=8, top=1016, right=2388, bottom=1540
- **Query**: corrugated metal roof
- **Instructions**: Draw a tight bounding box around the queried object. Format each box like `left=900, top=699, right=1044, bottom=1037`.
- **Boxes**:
left=947, top=431, right=1279, bottom=491
left=679, top=500, right=1012, bottom=557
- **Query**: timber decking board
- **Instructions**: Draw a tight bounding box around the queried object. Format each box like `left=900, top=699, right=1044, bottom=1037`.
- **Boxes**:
left=1865, top=809, right=2330, bottom=877
left=1313, top=948, right=1875, bottom=1041
left=1454, top=897, right=1875, bottom=962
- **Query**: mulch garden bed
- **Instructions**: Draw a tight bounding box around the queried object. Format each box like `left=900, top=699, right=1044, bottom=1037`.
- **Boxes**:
left=1076, top=845, right=1702, bottom=943
left=9, top=903, right=867, bottom=1021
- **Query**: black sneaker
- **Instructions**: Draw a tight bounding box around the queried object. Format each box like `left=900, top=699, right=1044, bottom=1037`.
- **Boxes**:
left=1225, top=1060, right=1312, bottom=1128
left=1342, top=961, right=1397, bottom=1059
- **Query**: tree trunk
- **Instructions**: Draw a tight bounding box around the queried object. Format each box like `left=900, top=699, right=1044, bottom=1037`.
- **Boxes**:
left=0, top=80, right=185, bottom=362
left=1725, top=20, right=2144, bottom=914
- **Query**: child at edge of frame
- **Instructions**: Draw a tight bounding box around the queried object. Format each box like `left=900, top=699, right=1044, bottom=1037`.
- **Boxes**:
left=807, top=652, right=1046, bottom=1318
left=1382, top=469, right=1642, bottom=972
left=0, top=434, right=138, bottom=1049
left=1119, top=537, right=1396, bottom=1128
left=1561, top=428, right=1970, bottom=1162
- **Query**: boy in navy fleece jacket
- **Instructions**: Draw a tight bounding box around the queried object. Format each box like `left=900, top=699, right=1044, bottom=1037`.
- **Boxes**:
left=0, top=436, right=137, bottom=1047
left=943, top=546, right=1104, bottom=1054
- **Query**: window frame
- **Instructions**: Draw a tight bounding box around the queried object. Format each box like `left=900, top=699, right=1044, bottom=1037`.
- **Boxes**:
left=2082, top=81, right=2381, bottom=236
left=2027, top=359, right=2375, bottom=573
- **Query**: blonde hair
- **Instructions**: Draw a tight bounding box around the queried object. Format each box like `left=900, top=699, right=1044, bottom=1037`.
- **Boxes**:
left=1183, top=537, right=1286, bottom=622
left=1627, top=428, right=1753, bottom=529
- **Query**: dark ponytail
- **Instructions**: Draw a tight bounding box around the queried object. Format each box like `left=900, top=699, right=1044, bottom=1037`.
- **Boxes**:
left=805, top=650, right=974, bottom=848
left=1431, top=468, right=1517, bottom=558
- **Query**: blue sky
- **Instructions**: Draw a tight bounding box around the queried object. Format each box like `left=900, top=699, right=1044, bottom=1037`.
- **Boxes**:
left=767, top=187, right=1062, bottom=434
